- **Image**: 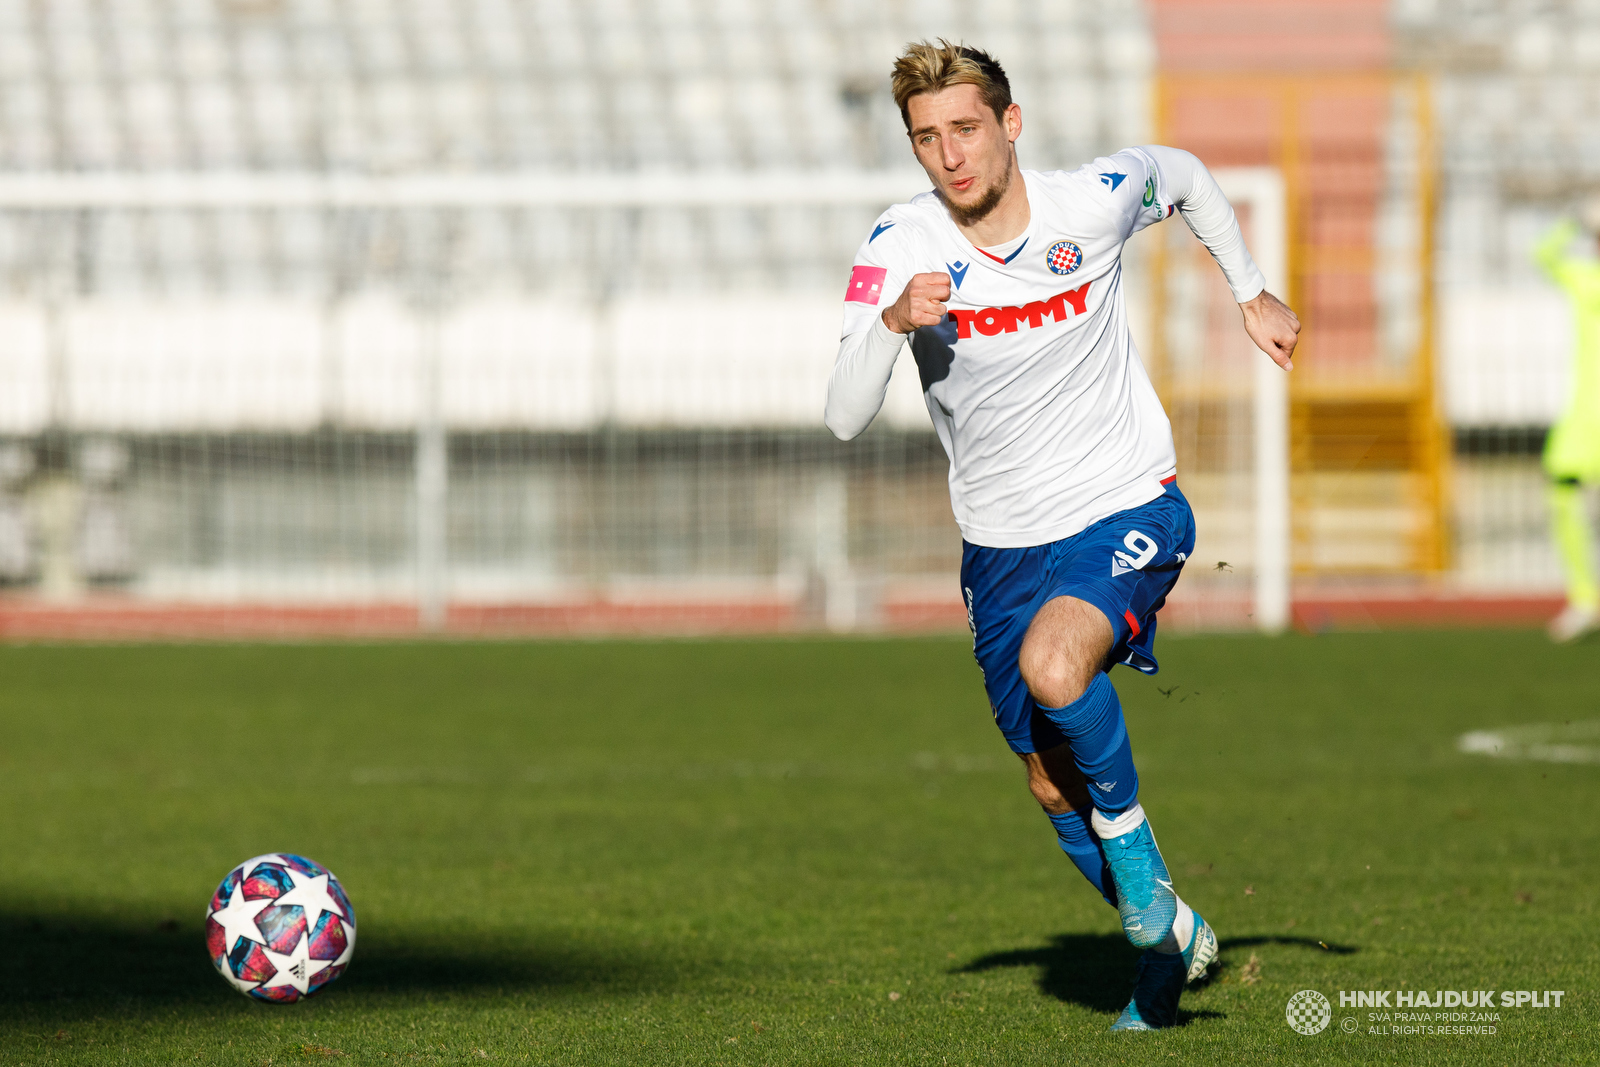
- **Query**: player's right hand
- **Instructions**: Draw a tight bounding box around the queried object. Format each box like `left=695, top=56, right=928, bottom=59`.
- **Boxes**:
left=882, top=272, right=951, bottom=334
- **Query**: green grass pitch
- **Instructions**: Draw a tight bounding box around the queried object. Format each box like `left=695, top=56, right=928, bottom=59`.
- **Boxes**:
left=2, top=632, right=1596, bottom=1065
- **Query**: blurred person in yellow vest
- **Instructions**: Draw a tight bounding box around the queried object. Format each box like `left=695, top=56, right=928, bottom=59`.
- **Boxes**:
left=1535, top=201, right=1600, bottom=641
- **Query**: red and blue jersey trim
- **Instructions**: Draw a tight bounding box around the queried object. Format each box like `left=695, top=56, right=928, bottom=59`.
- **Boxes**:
left=975, top=238, right=1028, bottom=266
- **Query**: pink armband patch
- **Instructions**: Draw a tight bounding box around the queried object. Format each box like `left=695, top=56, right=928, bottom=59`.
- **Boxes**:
left=844, top=265, right=888, bottom=305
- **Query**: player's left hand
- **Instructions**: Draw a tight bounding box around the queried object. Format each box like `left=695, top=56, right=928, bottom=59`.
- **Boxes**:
left=1240, top=290, right=1300, bottom=371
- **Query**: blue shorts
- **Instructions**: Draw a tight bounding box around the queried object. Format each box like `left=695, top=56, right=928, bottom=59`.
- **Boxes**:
left=961, top=481, right=1196, bottom=754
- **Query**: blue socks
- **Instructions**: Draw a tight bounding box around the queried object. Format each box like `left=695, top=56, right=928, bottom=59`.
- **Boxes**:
left=1046, top=808, right=1117, bottom=906
left=1036, top=672, right=1140, bottom=816
left=1037, top=672, right=1139, bottom=911
left=1036, top=674, right=1192, bottom=955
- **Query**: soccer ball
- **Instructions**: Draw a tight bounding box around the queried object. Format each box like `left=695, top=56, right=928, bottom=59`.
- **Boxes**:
left=205, top=853, right=356, bottom=1002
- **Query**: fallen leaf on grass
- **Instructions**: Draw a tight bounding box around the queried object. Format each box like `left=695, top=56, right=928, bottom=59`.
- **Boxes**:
left=888, top=991, right=901, bottom=1001
left=1516, top=890, right=1534, bottom=904
left=1244, top=885, right=1255, bottom=896
left=290, top=1045, right=346, bottom=1059
left=1239, top=954, right=1262, bottom=985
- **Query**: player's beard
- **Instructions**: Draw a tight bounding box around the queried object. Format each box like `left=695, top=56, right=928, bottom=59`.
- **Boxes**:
left=939, top=159, right=1013, bottom=228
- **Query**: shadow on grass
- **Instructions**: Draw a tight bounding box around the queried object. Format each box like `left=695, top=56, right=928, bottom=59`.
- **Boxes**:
left=957, top=933, right=1357, bottom=1023
left=2, top=910, right=681, bottom=1017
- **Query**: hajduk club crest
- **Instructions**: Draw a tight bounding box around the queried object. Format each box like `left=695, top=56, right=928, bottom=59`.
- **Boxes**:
left=1045, top=240, right=1083, bottom=276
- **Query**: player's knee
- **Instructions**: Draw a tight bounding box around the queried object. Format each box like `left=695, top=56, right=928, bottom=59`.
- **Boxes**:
left=1019, top=647, right=1092, bottom=708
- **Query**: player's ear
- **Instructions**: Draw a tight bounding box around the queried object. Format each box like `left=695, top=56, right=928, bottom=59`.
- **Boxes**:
left=1003, top=102, right=1022, bottom=144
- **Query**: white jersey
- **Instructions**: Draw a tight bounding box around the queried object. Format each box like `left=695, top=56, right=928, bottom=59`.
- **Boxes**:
left=826, top=146, right=1265, bottom=549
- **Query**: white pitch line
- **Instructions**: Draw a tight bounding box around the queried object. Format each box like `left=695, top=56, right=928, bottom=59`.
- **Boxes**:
left=1457, top=720, right=1600, bottom=764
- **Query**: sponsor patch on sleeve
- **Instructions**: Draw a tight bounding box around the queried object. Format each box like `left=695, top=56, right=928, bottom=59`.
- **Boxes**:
left=844, top=265, right=888, bottom=305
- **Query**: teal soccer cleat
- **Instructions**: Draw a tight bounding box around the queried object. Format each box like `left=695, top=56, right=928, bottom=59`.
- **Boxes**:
left=1108, top=948, right=1186, bottom=1031
left=1099, top=819, right=1177, bottom=949
left=1108, top=910, right=1219, bottom=1032
left=1183, top=910, right=1218, bottom=982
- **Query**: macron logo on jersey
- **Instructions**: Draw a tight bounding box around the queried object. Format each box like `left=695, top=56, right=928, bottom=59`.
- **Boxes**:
left=869, top=221, right=895, bottom=243
left=845, top=265, right=888, bottom=305
left=947, top=260, right=969, bottom=288
left=1099, top=172, right=1126, bottom=190
left=946, top=282, right=1091, bottom=339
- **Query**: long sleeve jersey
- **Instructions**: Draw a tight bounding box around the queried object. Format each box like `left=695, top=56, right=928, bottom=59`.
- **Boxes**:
left=826, top=145, right=1265, bottom=549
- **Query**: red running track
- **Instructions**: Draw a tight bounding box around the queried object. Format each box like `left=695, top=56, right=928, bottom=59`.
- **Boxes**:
left=0, top=588, right=1566, bottom=641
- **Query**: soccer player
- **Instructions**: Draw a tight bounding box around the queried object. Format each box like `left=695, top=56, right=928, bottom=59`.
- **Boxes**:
left=1535, top=210, right=1600, bottom=643
left=825, top=41, right=1300, bottom=1031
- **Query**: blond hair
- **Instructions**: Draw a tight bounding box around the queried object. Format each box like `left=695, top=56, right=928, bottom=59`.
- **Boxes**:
left=890, top=39, right=1013, bottom=131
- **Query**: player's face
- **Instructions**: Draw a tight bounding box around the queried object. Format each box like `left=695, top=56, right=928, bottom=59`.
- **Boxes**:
left=905, top=85, right=1021, bottom=223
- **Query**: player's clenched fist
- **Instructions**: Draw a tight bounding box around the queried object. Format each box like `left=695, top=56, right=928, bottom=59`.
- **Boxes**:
left=882, top=272, right=952, bottom=334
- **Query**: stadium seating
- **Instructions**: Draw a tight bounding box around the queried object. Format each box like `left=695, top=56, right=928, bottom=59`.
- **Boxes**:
left=1396, top=1, right=1596, bottom=593
left=0, top=0, right=1154, bottom=433
left=0, top=0, right=1584, bottom=621
left=0, top=1, right=1156, bottom=613
left=1397, top=1, right=1600, bottom=428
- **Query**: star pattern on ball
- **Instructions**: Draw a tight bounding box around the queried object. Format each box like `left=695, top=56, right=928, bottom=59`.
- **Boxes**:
left=210, top=879, right=276, bottom=956
left=260, top=937, right=335, bottom=996
left=274, top=866, right=349, bottom=933
left=206, top=853, right=356, bottom=1002
left=324, top=912, right=357, bottom=968
left=220, top=966, right=261, bottom=996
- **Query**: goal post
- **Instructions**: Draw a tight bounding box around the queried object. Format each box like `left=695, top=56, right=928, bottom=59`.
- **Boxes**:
left=1142, top=166, right=1291, bottom=635
left=1216, top=167, right=1292, bottom=635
